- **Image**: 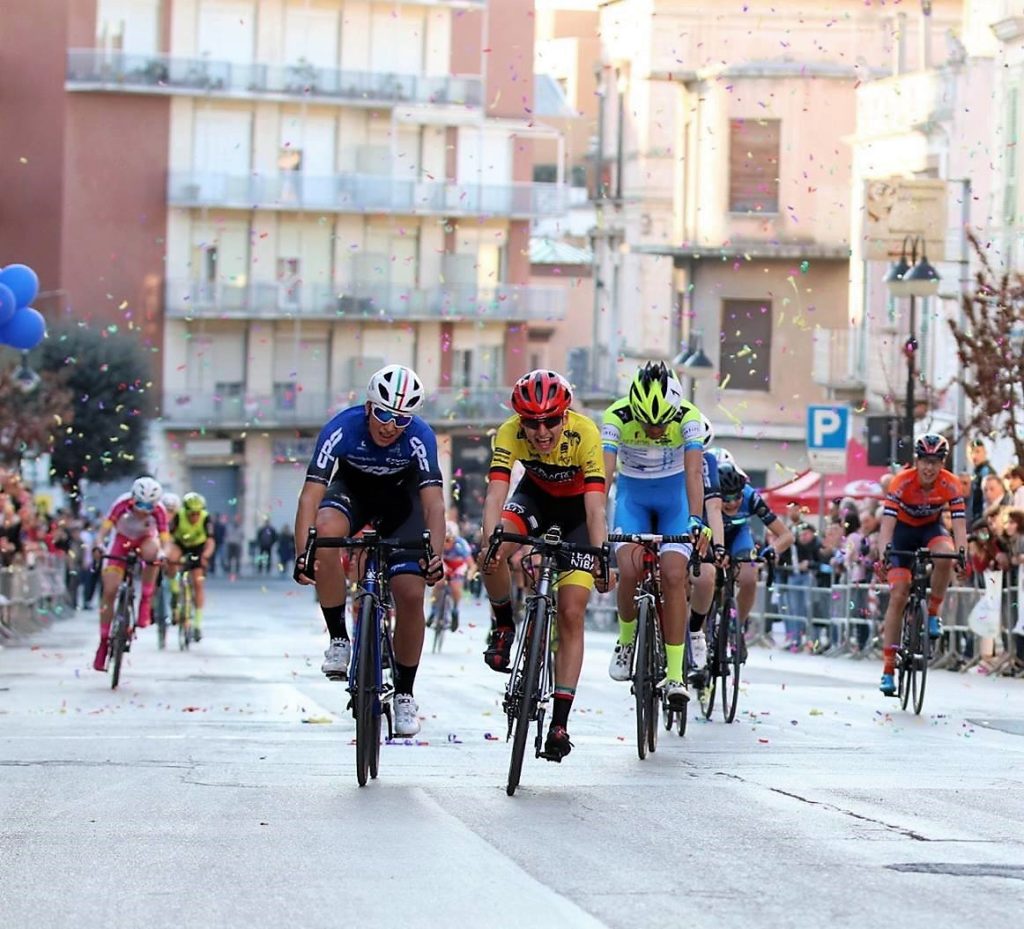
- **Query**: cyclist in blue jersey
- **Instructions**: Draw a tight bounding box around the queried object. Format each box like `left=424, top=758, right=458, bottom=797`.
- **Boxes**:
left=293, top=364, right=445, bottom=737
left=686, top=428, right=728, bottom=673
left=718, top=462, right=793, bottom=650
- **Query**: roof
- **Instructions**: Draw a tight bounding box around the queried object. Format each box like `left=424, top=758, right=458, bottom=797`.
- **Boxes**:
left=631, top=242, right=851, bottom=262
left=534, top=74, right=579, bottom=119
left=530, top=237, right=593, bottom=265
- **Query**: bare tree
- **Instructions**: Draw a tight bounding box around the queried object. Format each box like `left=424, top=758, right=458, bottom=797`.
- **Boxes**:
left=949, top=232, right=1024, bottom=464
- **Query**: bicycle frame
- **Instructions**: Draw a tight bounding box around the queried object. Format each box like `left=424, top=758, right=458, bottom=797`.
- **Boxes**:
left=347, top=546, right=396, bottom=732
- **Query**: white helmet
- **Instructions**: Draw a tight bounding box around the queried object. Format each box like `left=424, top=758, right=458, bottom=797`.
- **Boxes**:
left=445, top=520, right=460, bottom=538
left=701, top=414, right=714, bottom=448
left=367, top=364, right=424, bottom=414
left=162, top=492, right=181, bottom=513
left=709, top=446, right=735, bottom=466
left=131, top=476, right=163, bottom=509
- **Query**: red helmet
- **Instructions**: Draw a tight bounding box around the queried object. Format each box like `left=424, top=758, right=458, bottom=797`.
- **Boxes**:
left=510, top=370, right=572, bottom=419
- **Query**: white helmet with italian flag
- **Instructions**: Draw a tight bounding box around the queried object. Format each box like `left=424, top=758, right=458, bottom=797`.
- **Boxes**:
left=367, top=364, right=425, bottom=414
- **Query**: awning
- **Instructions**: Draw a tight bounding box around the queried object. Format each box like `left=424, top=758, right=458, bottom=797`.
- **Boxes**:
left=760, top=439, right=889, bottom=515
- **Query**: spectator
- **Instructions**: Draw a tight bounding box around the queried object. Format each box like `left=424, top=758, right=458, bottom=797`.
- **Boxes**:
left=256, top=518, right=277, bottom=574
left=969, top=438, right=996, bottom=525
left=210, top=512, right=227, bottom=575
left=982, top=473, right=1011, bottom=514
left=1006, top=466, right=1024, bottom=511
left=779, top=522, right=825, bottom=650
left=224, top=515, right=243, bottom=575
left=277, top=525, right=295, bottom=575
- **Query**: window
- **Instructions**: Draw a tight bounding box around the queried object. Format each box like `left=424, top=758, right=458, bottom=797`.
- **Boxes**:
left=728, top=119, right=780, bottom=213
left=274, top=382, right=297, bottom=411
left=533, top=164, right=558, bottom=183
left=720, top=299, right=772, bottom=392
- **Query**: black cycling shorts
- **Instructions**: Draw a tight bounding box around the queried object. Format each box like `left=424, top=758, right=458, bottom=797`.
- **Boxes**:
left=502, top=478, right=593, bottom=580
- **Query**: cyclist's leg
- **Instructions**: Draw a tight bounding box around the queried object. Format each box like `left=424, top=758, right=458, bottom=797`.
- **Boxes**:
left=924, top=524, right=955, bottom=637
left=449, top=574, right=464, bottom=630
left=165, top=540, right=183, bottom=615
left=315, top=478, right=359, bottom=675
left=610, top=474, right=655, bottom=653
left=882, top=522, right=922, bottom=687
left=135, top=536, right=162, bottom=627
left=652, top=475, right=693, bottom=690
left=548, top=576, right=591, bottom=758
left=94, top=538, right=126, bottom=669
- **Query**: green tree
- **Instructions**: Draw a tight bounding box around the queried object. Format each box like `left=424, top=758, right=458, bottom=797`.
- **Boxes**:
left=34, top=324, right=154, bottom=508
left=949, top=233, right=1024, bottom=465
left=0, top=355, right=73, bottom=468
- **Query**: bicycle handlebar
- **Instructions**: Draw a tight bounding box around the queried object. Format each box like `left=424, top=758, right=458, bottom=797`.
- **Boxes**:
left=298, top=527, right=435, bottom=583
left=484, top=526, right=610, bottom=584
left=607, top=532, right=693, bottom=545
left=885, top=545, right=965, bottom=570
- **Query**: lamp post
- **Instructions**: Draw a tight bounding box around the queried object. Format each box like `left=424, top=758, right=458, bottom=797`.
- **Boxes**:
left=883, top=234, right=941, bottom=463
left=673, top=329, right=715, bottom=405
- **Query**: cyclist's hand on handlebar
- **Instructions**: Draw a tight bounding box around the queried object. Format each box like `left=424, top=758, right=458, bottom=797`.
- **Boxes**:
left=688, top=515, right=712, bottom=556
left=712, top=544, right=727, bottom=567
left=293, top=553, right=315, bottom=586
left=422, top=553, right=444, bottom=586
left=873, top=558, right=889, bottom=583
left=956, top=547, right=968, bottom=576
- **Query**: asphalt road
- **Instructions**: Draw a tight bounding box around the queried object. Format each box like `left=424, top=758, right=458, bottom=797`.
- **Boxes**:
left=2, top=577, right=1023, bottom=928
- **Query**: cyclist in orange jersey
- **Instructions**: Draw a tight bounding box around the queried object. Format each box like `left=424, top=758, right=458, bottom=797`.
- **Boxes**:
left=874, top=434, right=967, bottom=696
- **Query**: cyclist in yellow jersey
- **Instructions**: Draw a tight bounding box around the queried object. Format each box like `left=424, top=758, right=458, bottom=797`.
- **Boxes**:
left=165, top=492, right=216, bottom=642
left=479, top=369, right=608, bottom=762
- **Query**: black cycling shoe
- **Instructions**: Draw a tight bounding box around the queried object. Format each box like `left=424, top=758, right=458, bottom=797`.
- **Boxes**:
left=542, top=725, right=573, bottom=762
left=483, top=624, right=515, bottom=672
left=450, top=610, right=459, bottom=633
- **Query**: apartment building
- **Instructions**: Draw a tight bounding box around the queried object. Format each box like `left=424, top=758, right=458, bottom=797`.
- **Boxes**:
left=593, top=0, right=961, bottom=486
left=1, top=0, right=570, bottom=530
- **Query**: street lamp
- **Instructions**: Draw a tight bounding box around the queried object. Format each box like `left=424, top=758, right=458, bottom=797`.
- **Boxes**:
left=884, top=234, right=941, bottom=462
left=673, top=329, right=715, bottom=404
left=13, top=351, right=40, bottom=394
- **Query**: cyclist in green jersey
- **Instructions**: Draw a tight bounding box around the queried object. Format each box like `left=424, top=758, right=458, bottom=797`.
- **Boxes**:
left=165, top=492, right=216, bottom=641
left=602, top=362, right=710, bottom=706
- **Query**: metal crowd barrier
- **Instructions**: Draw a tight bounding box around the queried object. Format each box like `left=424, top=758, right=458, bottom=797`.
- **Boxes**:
left=0, top=554, right=70, bottom=641
left=585, top=571, right=1024, bottom=678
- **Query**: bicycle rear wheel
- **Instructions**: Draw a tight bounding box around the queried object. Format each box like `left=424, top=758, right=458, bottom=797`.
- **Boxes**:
left=911, top=604, right=929, bottom=715
left=645, top=613, right=661, bottom=754
left=508, top=607, right=544, bottom=796
left=699, top=616, right=717, bottom=721
left=898, top=602, right=915, bottom=711
left=722, top=597, right=742, bottom=723
left=633, top=598, right=652, bottom=760
left=354, top=594, right=376, bottom=787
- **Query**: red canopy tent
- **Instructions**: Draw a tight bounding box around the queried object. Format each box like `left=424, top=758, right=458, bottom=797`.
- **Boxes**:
left=760, top=439, right=889, bottom=515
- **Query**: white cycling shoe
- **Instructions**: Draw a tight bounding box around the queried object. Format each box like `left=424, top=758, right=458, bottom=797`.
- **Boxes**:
left=664, top=679, right=690, bottom=709
left=608, top=641, right=634, bottom=681
left=321, top=637, right=351, bottom=679
left=689, top=631, right=708, bottom=671
left=393, top=694, right=421, bottom=737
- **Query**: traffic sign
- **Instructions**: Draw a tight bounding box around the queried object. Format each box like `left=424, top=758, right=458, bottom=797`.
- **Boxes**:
left=806, top=405, right=849, bottom=474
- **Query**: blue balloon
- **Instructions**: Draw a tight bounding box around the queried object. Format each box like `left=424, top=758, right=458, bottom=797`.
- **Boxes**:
left=0, top=306, right=46, bottom=350
left=0, top=263, right=39, bottom=309
left=0, top=283, right=15, bottom=326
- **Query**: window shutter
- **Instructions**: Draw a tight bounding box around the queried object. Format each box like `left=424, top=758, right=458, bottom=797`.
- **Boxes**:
left=729, top=119, right=780, bottom=213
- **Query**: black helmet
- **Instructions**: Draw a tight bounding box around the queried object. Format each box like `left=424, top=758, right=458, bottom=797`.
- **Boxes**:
left=718, top=462, right=747, bottom=496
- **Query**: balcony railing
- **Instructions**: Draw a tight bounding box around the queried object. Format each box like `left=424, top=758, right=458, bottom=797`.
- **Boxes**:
left=812, top=328, right=866, bottom=393
left=162, top=386, right=512, bottom=428
left=165, top=279, right=567, bottom=322
left=167, top=172, right=567, bottom=219
left=66, top=49, right=483, bottom=108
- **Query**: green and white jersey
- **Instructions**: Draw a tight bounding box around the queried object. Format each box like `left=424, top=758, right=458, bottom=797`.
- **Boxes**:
left=601, top=398, right=704, bottom=479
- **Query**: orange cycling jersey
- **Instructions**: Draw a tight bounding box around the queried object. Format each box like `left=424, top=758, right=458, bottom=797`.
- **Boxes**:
left=488, top=410, right=605, bottom=498
left=883, top=467, right=966, bottom=527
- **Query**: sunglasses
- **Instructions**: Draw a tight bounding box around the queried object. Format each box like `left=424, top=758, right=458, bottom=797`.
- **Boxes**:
left=520, top=415, right=563, bottom=430
left=721, top=493, right=742, bottom=503
left=370, top=406, right=413, bottom=428
left=134, top=501, right=155, bottom=512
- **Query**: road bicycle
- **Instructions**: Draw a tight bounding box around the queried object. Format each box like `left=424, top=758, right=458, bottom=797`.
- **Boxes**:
left=608, top=532, right=691, bottom=758
left=170, top=551, right=203, bottom=650
left=102, top=552, right=160, bottom=690
left=483, top=525, right=609, bottom=796
left=429, top=574, right=455, bottom=654
left=698, top=550, right=775, bottom=724
left=885, top=546, right=963, bottom=715
left=301, top=526, right=434, bottom=787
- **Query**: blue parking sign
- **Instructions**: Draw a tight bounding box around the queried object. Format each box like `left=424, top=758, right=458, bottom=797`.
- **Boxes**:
left=807, top=405, right=849, bottom=450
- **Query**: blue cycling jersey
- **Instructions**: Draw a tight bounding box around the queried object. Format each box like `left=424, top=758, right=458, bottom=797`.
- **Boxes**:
left=723, top=484, right=778, bottom=535
left=305, top=405, right=443, bottom=490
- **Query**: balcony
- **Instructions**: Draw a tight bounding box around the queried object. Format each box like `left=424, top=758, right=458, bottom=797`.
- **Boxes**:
left=162, top=386, right=511, bottom=429
left=812, top=328, right=867, bottom=395
left=66, top=49, right=482, bottom=109
left=162, top=390, right=330, bottom=428
left=168, top=171, right=567, bottom=219
left=857, top=69, right=955, bottom=139
left=165, top=279, right=567, bottom=323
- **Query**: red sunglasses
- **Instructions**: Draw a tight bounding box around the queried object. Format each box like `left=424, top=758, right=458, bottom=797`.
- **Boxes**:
left=520, top=414, right=563, bottom=430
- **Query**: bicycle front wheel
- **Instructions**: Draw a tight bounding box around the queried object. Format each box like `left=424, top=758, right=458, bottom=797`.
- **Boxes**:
left=633, top=598, right=651, bottom=760
left=912, top=604, right=929, bottom=715
left=354, top=594, right=376, bottom=787
left=432, top=589, right=449, bottom=654
left=645, top=612, right=661, bottom=754
left=508, top=607, right=545, bottom=796
left=110, top=589, right=130, bottom=690
left=720, top=597, right=741, bottom=723
left=178, top=580, right=192, bottom=651
left=898, top=603, right=916, bottom=711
